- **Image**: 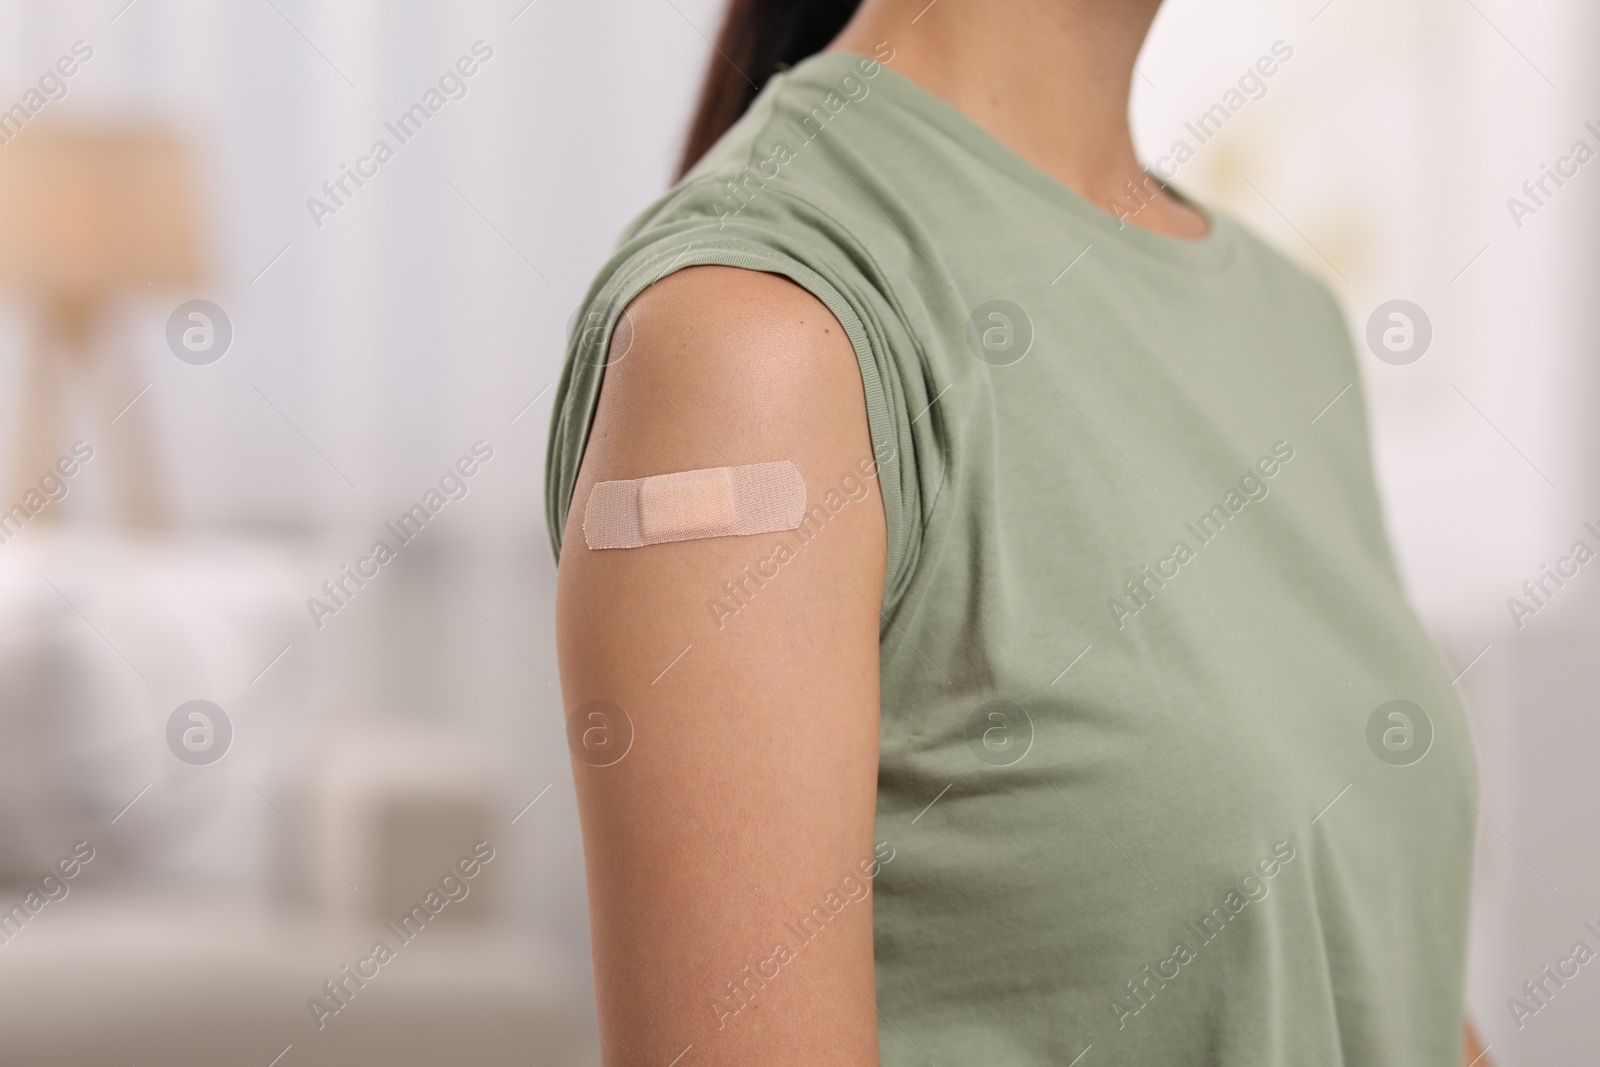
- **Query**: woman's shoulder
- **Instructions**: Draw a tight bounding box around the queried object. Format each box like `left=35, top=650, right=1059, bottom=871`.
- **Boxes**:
left=547, top=55, right=946, bottom=608
left=1214, top=207, right=1350, bottom=319
left=609, top=50, right=916, bottom=276
left=547, top=176, right=932, bottom=617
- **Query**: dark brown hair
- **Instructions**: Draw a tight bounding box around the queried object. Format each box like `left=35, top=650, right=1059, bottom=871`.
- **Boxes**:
left=677, top=0, right=862, bottom=179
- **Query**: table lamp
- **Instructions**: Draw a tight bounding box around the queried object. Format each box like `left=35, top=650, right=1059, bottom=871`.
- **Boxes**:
left=0, top=125, right=207, bottom=529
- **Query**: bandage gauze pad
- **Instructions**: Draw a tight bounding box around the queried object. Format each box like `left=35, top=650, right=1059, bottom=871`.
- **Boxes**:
left=583, top=461, right=807, bottom=549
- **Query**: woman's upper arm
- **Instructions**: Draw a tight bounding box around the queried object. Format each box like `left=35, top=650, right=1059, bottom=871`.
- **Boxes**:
left=554, top=266, right=887, bottom=1065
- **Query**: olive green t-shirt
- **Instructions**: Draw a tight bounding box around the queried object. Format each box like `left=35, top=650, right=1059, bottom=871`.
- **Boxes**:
left=546, top=50, right=1476, bottom=1067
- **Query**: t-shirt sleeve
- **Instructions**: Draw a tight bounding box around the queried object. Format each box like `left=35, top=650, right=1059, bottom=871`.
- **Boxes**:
left=543, top=182, right=933, bottom=617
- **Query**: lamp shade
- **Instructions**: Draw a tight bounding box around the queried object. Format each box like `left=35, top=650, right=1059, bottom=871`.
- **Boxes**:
left=0, top=125, right=204, bottom=296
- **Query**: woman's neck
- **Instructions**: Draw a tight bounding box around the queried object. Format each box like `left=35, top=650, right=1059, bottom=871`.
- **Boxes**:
left=831, top=0, right=1207, bottom=239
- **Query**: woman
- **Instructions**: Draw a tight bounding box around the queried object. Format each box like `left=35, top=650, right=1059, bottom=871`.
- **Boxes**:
left=547, top=1, right=1485, bottom=1063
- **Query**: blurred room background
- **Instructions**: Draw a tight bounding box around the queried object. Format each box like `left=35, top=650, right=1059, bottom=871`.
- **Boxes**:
left=0, top=0, right=1593, bottom=1063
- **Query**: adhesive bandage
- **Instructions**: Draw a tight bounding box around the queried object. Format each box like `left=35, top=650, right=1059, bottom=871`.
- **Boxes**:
left=583, top=461, right=807, bottom=549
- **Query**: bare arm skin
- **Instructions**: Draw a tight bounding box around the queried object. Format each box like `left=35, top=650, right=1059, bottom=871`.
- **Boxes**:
left=555, top=266, right=887, bottom=1065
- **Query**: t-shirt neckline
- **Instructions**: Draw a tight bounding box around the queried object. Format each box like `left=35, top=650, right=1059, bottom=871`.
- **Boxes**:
left=796, top=50, right=1235, bottom=270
